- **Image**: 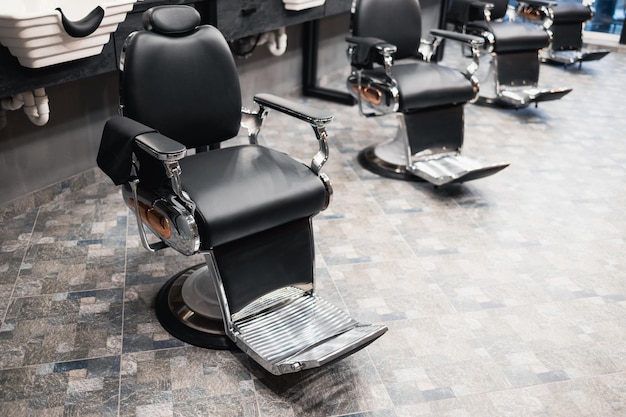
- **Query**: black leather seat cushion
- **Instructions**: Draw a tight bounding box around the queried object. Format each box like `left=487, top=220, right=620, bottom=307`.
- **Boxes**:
left=551, top=3, right=593, bottom=23
left=470, top=21, right=550, bottom=53
left=179, top=145, right=327, bottom=248
left=362, top=62, right=475, bottom=111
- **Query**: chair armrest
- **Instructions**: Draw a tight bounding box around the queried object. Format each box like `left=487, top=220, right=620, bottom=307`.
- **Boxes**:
left=430, top=29, right=485, bottom=46
left=135, top=131, right=187, bottom=162
left=428, top=29, right=482, bottom=83
left=253, top=93, right=333, bottom=175
left=346, top=36, right=397, bottom=69
left=254, top=93, right=333, bottom=126
left=98, top=116, right=193, bottom=253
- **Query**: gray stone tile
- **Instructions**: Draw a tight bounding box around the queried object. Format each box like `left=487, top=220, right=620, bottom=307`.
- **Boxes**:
left=1, top=36, right=625, bottom=417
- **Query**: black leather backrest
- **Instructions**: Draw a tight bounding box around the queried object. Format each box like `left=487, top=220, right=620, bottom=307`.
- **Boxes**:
left=482, top=0, right=508, bottom=20
left=120, top=6, right=242, bottom=147
left=351, top=0, right=423, bottom=60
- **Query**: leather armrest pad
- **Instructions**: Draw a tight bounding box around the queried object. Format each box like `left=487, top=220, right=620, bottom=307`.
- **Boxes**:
left=254, top=93, right=333, bottom=125
left=135, top=131, right=187, bottom=161
left=430, top=29, right=485, bottom=45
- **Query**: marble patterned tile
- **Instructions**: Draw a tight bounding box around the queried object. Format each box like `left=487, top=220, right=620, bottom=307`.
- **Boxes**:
left=1, top=288, right=123, bottom=368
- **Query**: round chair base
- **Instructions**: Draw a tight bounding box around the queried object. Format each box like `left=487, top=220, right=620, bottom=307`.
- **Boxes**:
left=357, top=137, right=426, bottom=182
left=156, top=264, right=235, bottom=350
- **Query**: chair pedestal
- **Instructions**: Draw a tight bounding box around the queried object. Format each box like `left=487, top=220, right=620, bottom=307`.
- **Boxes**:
left=358, top=110, right=509, bottom=185
left=156, top=263, right=234, bottom=349
left=358, top=125, right=423, bottom=181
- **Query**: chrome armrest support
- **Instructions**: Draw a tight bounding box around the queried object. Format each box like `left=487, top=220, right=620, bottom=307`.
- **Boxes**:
left=376, top=43, right=397, bottom=78
left=129, top=173, right=167, bottom=253
left=430, top=29, right=483, bottom=100
left=240, top=107, right=263, bottom=145
left=252, top=93, right=333, bottom=175
left=419, top=36, right=442, bottom=62
left=131, top=132, right=198, bottom=254
left=134, top=132, right=195, bottom=215
left=483, top=2, right=494, bottom=21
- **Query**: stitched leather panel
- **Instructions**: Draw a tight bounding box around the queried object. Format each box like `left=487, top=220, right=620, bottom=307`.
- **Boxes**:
left=179, top=145, right=327, bottom=248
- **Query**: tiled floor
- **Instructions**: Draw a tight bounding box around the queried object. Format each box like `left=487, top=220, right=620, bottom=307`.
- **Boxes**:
left=1, top=44, right=625, bottom=416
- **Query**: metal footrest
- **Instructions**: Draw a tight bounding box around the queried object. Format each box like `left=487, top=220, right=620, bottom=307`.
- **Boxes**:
left=230, top=287, right=387, bottom=375
left=499, top=87, right=572, bottom=107
left=541, top=49, right=610, bottom=66
left=407, top=152, right=509, bottom=186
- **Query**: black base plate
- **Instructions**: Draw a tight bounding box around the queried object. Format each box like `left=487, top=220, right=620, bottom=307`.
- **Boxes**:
left=155, top=264, right=236, bottom=350
left=357, top=146, right=425, bottom=182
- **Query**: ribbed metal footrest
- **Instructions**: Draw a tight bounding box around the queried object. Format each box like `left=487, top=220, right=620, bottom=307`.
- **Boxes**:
left=499, top=87, right=572, bottom=107
left=541, top=50, right=610, bottom=66
left=230, top=287, right=387, bottom=375
left=408, top=153, right=509, bottom=186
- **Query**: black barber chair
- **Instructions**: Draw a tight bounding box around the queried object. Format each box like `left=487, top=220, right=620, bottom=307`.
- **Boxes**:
left=516, top=0, right=610, bottom=68
left=447, top=0, right=573, bottom=107
left=96, top=5, right=387, bottom=375
left=346, top=0, right=509, bottom=185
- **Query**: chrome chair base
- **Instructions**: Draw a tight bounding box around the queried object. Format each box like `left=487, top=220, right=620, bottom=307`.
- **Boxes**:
left=358, top=139, right=425, bottom=182
left=155, top=263, right=234, bottom=350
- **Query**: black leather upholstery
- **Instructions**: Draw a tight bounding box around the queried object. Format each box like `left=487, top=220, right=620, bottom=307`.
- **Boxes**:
left=121, top=25, right=242, bottom=148
left=180, top=145, right=327, bottom=248
left=447, top=0, right=550, bottom=53
left=470, top=20, right=550, bottom=53
left=551, top=2, right=593, bottom=23
left=142, top=5, right=201, bottom=35
left=351, top=0, right=422, bottom=60
left=360, top=63, right=475, bottom=111
left=548, top=2, right=594, bottom=51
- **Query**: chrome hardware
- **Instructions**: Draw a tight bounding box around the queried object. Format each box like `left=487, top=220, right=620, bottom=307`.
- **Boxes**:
left=252, top=94, right=332, bottom=175
left=241, top=106, right=265, bottom=145
left=311, top=125, right=329, bottom=175
left=126, top=176, right=200, bottom=255
left=129, top=178, right=167, bottom=253
left=319, top=172, right=333, bottom=211
left=349, top=69, right=400, bottom=118
left=376, top=43, right=397, bottom=77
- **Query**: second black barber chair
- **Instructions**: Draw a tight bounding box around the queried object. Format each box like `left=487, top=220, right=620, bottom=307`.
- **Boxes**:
left=346, top=0, right=509, bottom=185
left=97, top=5, right=387, bottom=375
left=516, top=0, right=610, bottom=68
left=447, top=0, right=573, bottom=107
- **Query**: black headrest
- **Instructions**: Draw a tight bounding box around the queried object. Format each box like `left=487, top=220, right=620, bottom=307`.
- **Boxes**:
left=142, top=5, right=201, bottom=36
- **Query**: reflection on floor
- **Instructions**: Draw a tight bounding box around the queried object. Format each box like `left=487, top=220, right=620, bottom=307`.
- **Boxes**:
left=1, top=45, right=625, bottom=417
